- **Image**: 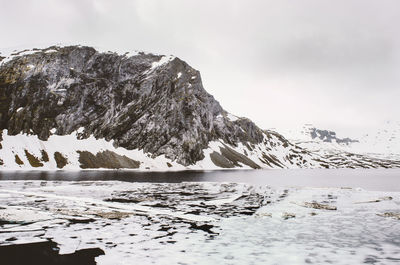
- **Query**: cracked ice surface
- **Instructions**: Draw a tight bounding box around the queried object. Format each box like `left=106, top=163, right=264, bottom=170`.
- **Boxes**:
left=0, top=181, right=399, bottom=264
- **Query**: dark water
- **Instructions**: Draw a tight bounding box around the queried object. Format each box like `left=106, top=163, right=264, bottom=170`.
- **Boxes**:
left=0, top=240, right=104, bottom=265
left=0, top=169, right=399, bottom=191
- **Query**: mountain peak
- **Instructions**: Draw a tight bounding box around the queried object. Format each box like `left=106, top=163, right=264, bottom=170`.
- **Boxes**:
left=0, top=46, right=399, bottom=170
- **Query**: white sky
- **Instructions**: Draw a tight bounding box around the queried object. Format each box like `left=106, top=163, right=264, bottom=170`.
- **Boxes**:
left=1, top=0, right=399, bottom=137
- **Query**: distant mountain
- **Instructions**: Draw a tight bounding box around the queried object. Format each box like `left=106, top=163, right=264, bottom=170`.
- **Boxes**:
left=279, top=124, right=359, bottom=146
left=279, top=123, right=400, bottom=161
left=0, top=45, right=399, bottom=170
left=354, top=121, right=400, bottom=159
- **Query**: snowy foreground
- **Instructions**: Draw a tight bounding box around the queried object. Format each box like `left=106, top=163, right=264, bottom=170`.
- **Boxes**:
left=0, top=181, right=399, bottom=264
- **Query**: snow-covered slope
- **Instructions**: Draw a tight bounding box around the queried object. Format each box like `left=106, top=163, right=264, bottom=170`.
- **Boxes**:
left=1, top=45, right=399, bottom=170
left=279, top=123, right=400, bottom=162
left=351, top=121, right=400, bottom=159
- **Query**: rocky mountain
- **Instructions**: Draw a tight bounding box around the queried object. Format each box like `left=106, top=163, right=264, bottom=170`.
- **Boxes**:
left=309, top=128, right=358, bottom=145
left=279, top=124, right=359, bottom=147
left=0, top=45, right=399, bottom=170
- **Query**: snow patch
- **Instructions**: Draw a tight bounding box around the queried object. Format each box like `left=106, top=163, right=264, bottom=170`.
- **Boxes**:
left=227, top=113, right=238, bottom=122
left=150, top=55, right=175, bottom=71
left=47, top=77, right=75, bottom=92
left=0, top=129, right=186, bottom=171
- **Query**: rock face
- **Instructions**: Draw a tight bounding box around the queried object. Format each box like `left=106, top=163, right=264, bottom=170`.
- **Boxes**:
left=0, top=45, right=399, bottom=170
left=0, top=46, right=262, bottom=165
left=309, top=128, right=358, bottom=145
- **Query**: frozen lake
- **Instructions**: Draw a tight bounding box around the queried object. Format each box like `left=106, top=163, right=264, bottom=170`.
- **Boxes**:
left=0, top=169, right=399, bottom=264
left=0, top=168, right=399, bottom=191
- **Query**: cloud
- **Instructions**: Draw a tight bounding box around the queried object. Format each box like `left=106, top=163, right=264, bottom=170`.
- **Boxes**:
left=1, top=0, right=399, bottom=134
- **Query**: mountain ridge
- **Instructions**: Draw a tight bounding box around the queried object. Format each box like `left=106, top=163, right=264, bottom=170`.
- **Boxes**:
left=279, top=123, right=400, bottom=161
left=1, top=45, right=399, bottom=170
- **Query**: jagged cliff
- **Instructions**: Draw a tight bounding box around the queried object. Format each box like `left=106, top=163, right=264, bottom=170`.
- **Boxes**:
left=0, top=45, right=399, bottom=170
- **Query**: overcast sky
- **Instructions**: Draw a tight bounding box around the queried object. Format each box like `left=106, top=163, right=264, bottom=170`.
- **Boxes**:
left=1, top=0, right=399, bottom=136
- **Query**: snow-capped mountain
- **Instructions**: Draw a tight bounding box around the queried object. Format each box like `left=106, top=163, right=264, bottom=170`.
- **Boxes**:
left=279, top=123, right=400, bottom=161
left=0, top=45, right=399, bottom=170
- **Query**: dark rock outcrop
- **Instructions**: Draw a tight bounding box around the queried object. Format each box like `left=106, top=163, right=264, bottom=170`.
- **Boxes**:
left=78, top=150, right=140, bottom=169
left=309, top=128, right=358, bottom=145
left=54, top=151, right=68, bottom=169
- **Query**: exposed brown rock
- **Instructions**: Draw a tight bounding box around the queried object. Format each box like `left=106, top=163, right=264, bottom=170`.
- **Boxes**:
left=15, top=154, right=24, bottom=165
left=54, top=152, right=68, bottom=169
left=282, top=212, right=296, bottom=220
left=354, top=196, right=393, bottom=204
left=24, top=150, right=43, bottom=167
left=218, top=145, right=261, bottom=169
left=377, top=212, right=400, bottom=220
left=78, top=150, right=140, bottom=169
left=41, top=150, right=49, bottom=162
left=210, top=151, right=235, bottom=168
left=300, top=202, right=337, bottom=211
